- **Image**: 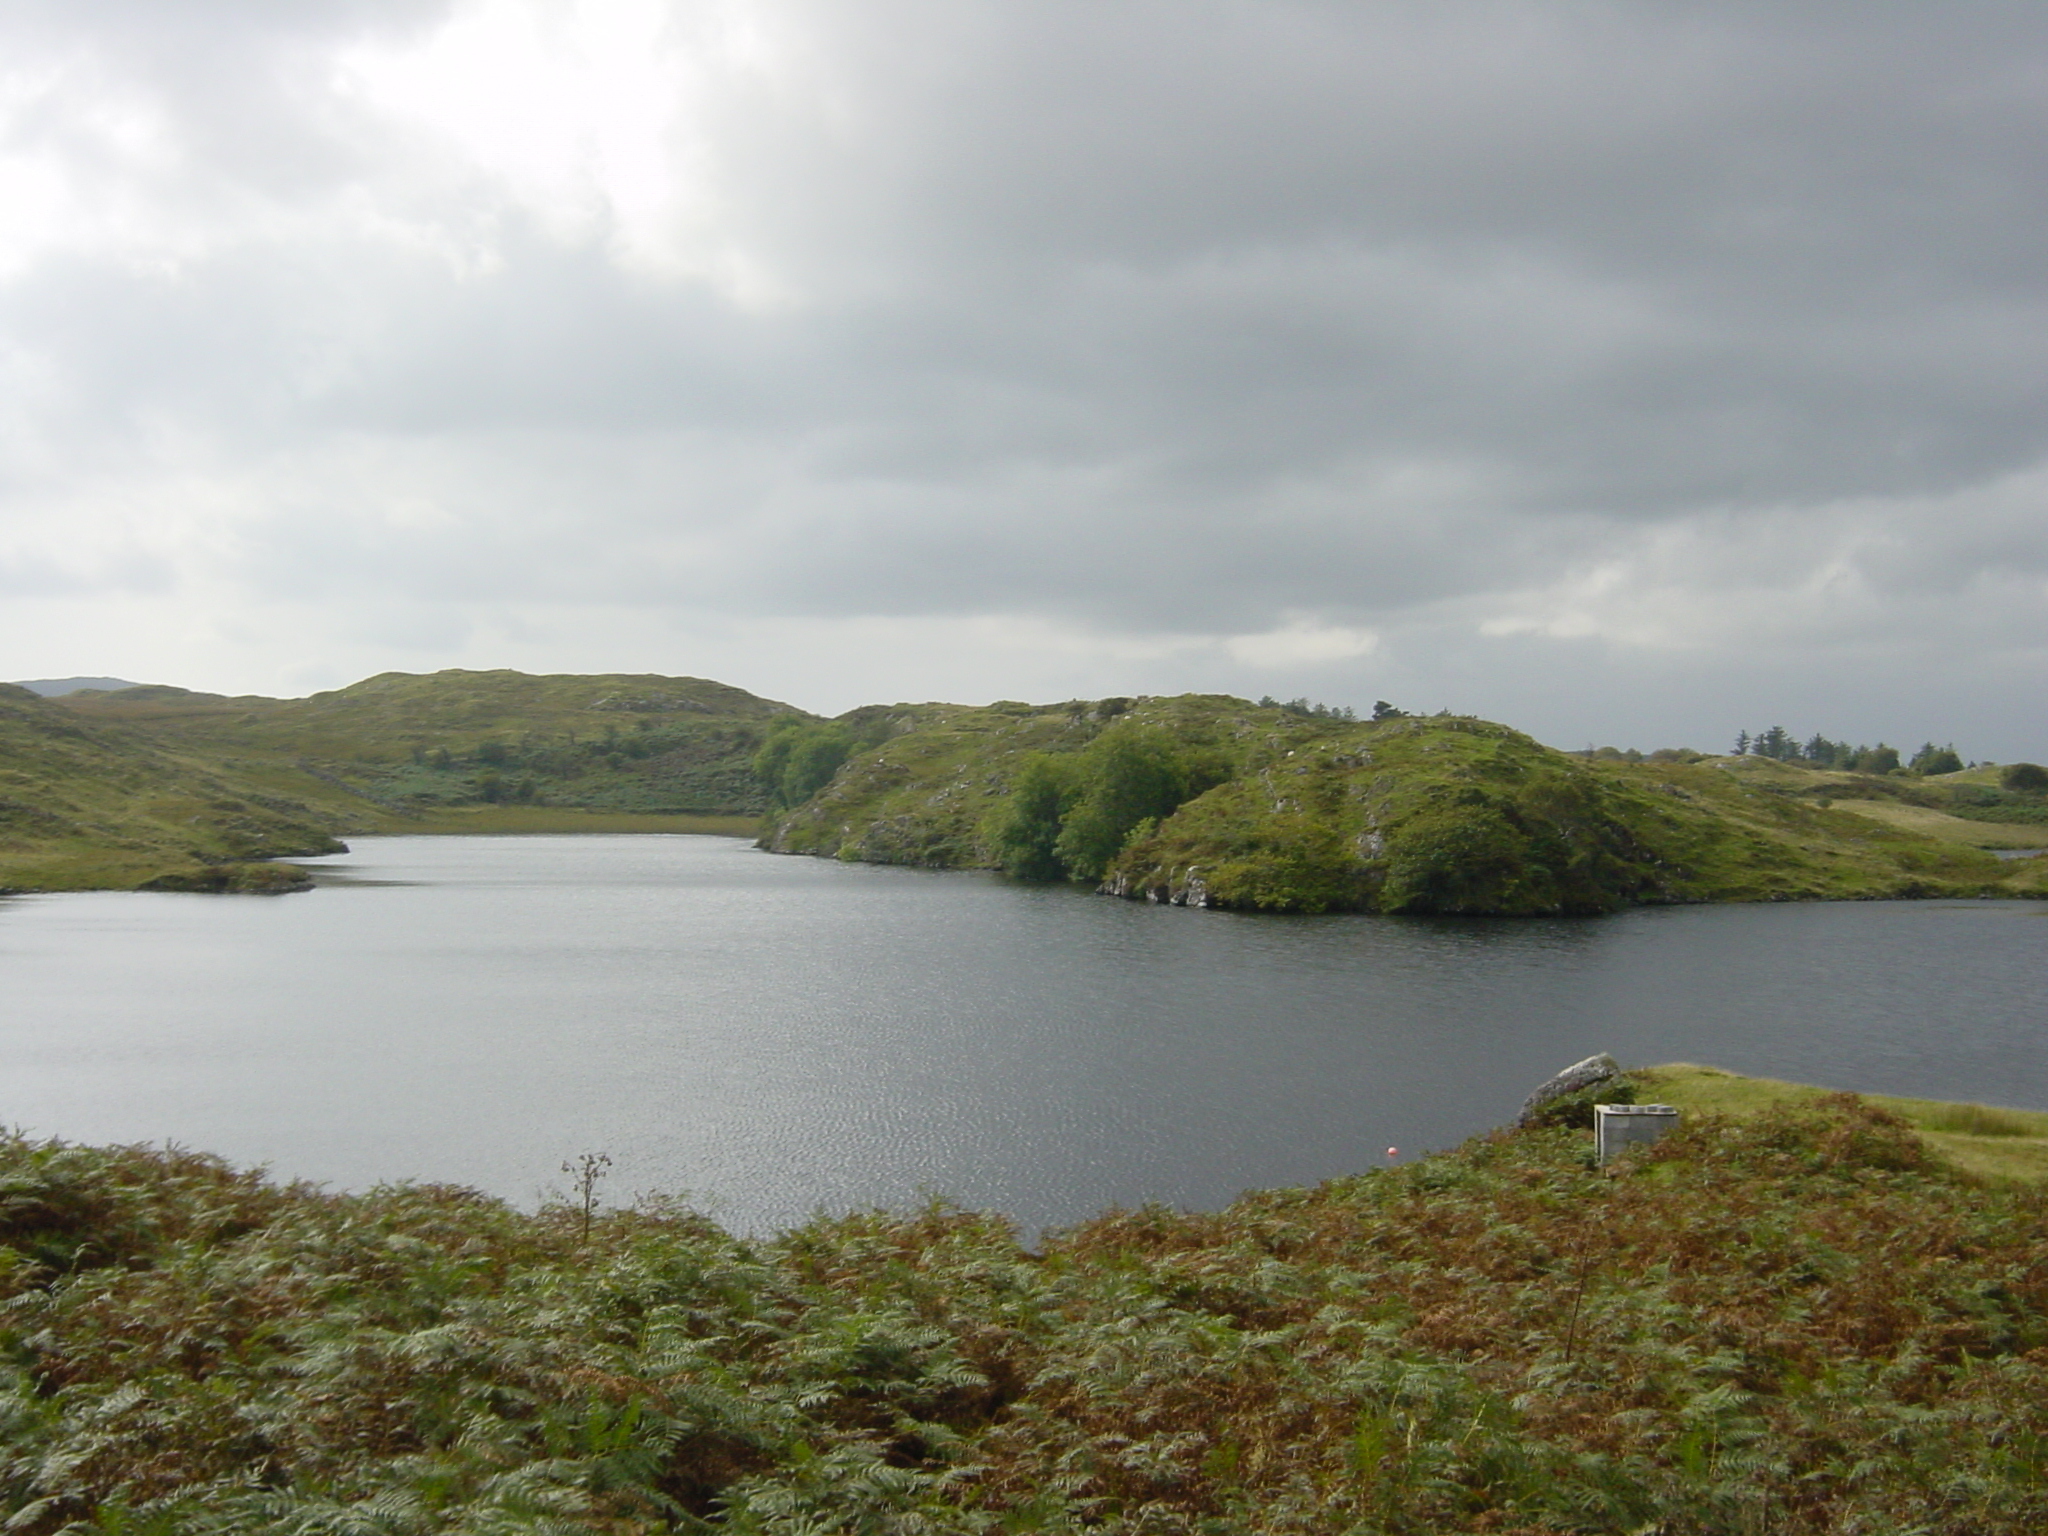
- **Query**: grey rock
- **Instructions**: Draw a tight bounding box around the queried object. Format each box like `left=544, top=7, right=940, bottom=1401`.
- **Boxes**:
left=1519, top=1053, right=1621, bottom=1126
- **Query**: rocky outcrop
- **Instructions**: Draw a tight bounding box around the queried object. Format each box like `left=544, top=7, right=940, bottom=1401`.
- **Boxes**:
left=1101, top=866, right=1215, bottom=907
left=1519, top=1053, right=1621, bottom=1127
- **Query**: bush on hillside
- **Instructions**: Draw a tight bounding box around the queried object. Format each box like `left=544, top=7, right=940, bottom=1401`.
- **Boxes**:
left=2001, top=762, right=2048, bottom=793
left=1521, top=1072, right=1639, bottom=1130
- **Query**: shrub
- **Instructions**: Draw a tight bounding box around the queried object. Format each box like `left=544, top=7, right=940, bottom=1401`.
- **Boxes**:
left=5, top=1106, right=2048, bottom=1532
left=2001, top=762, right=2048, bottom=793
left=1522, top=1072, right=1639, bottom=1130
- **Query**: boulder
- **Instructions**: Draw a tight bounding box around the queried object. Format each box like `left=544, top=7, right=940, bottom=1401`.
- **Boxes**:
left=1519, top=1053, right=1621, bottom=1127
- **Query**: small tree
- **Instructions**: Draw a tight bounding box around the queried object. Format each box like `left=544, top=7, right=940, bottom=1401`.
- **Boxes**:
left=561, top=1152, right=611, bottom=1243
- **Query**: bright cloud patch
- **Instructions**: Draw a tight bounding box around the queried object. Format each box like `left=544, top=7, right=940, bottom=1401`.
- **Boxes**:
left=1225, top=618, right=1380, bottom=668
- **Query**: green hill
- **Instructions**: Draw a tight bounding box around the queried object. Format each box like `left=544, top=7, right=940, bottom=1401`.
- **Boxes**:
left=4, top=669, right=807, bottom=892
left=56, top=669, right=807, bottom=828
left=15, top=675, right=2044, bottom=906
left=0, top=684, right=343, bottom=892
left=763, top=696, right=2027, bottom=914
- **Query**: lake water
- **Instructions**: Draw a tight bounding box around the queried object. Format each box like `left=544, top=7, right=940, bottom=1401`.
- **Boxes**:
left=2, top=834, right=2043, bottom=1235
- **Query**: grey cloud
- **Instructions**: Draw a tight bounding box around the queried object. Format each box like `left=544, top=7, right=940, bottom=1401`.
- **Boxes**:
left=2, top=1, right=2046, bottom=745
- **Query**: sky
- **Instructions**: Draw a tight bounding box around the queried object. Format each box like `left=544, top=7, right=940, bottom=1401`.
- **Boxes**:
left=2, top=1, right=2044, bottom=755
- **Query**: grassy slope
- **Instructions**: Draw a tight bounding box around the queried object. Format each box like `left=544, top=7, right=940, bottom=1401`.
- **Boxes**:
left=1827, top=796, right=2048, bottom=848
left=764, top=697, right=2026, bottom=914
left=5, top=1095, right=2047, bottom=1532
left=58, top=669, right=804, bottom=824
left=1638, top=1063, right=2048, bottom=1184
left=23, top=677, right=2046, bottom=903
left=4, top=669, right=801, bottom=892
left=1714, top=754, right=2048, bottom=846
left=0, top=684, right=344, bottom=892
left=763, top=695, right=1264, bottom=867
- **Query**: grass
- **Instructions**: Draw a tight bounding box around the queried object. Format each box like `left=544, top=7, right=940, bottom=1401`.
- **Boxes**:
left=18, top=671, right=2048, bottom=906
left=1638, top=1063, right=2048, bottom=1183
left=5, top=1092, right=2048, bottom=1532
left=1827, top=796, right=2048, bottom=849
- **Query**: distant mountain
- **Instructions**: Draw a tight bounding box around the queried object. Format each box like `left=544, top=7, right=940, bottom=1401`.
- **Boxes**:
left=12, top=676, right=144, bottom=697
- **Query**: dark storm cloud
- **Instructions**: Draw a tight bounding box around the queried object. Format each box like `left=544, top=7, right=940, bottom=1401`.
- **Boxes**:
left=2, top=0, right=2046, bottom=744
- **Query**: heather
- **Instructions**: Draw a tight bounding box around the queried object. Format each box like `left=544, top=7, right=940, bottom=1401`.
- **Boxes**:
left=4, top=1095, right=2045, bottom=1532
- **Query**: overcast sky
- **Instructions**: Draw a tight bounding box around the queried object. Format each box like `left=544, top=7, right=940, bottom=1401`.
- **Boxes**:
left=3, top=1, right=2044, bottom=754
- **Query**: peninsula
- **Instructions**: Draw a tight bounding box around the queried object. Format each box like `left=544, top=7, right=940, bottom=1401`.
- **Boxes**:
left=6, top=672, right=2044, bottom=910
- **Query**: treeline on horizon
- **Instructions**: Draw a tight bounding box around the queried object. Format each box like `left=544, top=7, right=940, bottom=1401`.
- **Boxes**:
left=1730, top=726, right=1968, bottom=776
left=1582, top=725, right=2048, bottom=785
left=1578, top=733, right=1953, bottom=775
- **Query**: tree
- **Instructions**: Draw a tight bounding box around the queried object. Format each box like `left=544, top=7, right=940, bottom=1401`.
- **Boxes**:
left=1733, top=730, right=1750, bottom=756
left=1751, top=726, right=1794, bottom=761
left=988, top=754, right=1080, bottom=880
left=753, top=717, right=805, bottom=799
left=1909, top=742, right=1963, bottom=776
left=1054, top=724, right=1191, bottom=881
left=781, top=728, right=852, bottom=804
left=986, top=720, right=1230, bottom=883
left=754, top=719, right=855, bottom=808
left=1802, top=733, right=1843, bottom=766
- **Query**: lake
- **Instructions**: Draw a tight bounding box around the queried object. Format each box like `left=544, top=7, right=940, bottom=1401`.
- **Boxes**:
left=3, top=833, right=2043, bottom=1235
